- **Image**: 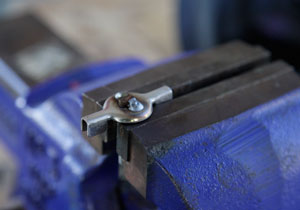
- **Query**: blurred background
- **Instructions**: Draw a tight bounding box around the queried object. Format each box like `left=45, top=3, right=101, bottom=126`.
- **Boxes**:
left=1, top=0, right=300, bottom=72
left=0, top=0, right=179, bottom=62
left=1, top=0, right=300, bottom=209
left=0, top=1, right=179, bottom=209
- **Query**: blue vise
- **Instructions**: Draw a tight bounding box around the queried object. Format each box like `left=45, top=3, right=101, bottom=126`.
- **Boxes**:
left=0, top=14, right=155, bottom=210
left=82, top=41, right=300, bottom=210
left=0, top=57, right=153, bottom=210
left=0, top=38, right=300, bottom=210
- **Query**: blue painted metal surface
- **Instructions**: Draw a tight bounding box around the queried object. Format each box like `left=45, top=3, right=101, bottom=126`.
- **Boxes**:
left=147, top=88, right=300, bottom=210
left=1, top=52, right=300, bottom=210
left=26, top=58, right=145, bottom=107
left=0, top=58, right=147, bottom=210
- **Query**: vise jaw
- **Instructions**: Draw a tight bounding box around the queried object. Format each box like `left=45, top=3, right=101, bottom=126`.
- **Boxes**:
left=81, top=41, right=300, bottom=210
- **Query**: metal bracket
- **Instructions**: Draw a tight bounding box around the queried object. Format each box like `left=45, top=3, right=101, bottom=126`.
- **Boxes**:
left=81, top=86, right=173, bottom=137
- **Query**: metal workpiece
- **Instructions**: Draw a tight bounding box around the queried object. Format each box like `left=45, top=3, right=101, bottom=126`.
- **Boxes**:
left=81, top=86, right=172, bottom=137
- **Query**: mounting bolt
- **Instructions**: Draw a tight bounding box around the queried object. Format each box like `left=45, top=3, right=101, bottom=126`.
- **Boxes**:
left=114, top=92, right=130, bottom=108
left=115, top=92, right=144, bottom=112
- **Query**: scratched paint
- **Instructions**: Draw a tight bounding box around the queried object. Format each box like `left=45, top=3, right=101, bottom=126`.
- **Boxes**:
left=148, top=88, right=300, bottom=210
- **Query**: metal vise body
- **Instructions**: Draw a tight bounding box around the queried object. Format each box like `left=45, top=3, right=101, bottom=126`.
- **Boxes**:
left=0, top=37, right=299, bottom=209
left=82, top=41, right=300, bottom=210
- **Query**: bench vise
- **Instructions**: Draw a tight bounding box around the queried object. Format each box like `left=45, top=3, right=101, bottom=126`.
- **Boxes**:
left=82, top=41, right=300, bottom=210
left=0, top=36, right=300, bottom=209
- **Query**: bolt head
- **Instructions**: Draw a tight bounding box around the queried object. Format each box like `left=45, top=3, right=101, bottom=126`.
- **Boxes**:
left=114, top=92, right=128, bottom=99
left=128, top=97, right=144, bottom=112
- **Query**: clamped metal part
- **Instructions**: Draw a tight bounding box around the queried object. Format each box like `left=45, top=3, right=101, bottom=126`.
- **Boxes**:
left=81, top=86, right=173, bottom=137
